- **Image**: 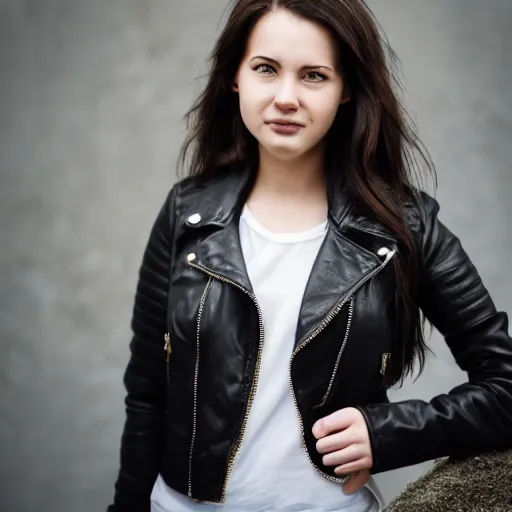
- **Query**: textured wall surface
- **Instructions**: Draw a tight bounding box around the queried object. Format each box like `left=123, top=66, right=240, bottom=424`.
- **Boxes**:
left=0, top=1, right=510, bottom=510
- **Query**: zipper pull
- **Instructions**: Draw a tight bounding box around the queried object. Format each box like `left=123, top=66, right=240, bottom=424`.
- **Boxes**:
left=164, top=333, right=172, bottom=360
left=380, top=353, right=391, bottom=376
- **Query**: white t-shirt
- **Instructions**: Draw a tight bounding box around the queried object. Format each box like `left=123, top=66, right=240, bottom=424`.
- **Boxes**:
left=150, top=206, right=383, bottom=512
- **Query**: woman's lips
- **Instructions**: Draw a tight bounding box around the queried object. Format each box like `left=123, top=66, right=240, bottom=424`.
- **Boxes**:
left=267, top=122, right=303, bottom=135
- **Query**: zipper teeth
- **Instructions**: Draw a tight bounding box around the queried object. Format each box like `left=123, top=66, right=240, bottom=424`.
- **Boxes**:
left=164, top=333, right=171, bottom=385
left=380, top=353, right=391, bottom=376
left=315, top=298, right=354, bottom=409
left=188, top=261, right=264, bottom=503
left=288, top=249, right=396, bottom=485
left=188, top=277, right=213, bottom=497
left=288, top=295, right=353, bottom=486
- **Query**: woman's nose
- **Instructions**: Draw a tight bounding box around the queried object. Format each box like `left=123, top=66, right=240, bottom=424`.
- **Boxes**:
left=274, top=78, right=300, bottom=111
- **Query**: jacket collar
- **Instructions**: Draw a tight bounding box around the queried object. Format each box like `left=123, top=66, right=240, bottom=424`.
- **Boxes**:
left=181, top=161, right=397, bottom=246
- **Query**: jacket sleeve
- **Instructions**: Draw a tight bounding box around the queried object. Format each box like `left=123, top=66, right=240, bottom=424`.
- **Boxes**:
left=107, top=187, right=177, bottom=511
left=360, top=192, right=512, bottom=475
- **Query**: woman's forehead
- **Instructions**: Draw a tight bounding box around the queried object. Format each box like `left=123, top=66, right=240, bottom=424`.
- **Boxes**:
left=244, top=9, right=338, bottom=65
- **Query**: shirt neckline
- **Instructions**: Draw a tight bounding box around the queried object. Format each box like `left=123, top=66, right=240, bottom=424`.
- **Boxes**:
left=241, top=205, right=327, bottom=244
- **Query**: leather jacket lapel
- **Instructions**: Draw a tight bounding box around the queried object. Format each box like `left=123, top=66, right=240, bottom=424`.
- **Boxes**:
left=295, top=224, right=382, bottom=349
left=192, top=220, right=254, bottom=293
left=181, top=163, right=255, bottom=293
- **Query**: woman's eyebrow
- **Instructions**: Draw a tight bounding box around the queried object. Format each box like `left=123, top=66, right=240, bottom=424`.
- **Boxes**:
left=249, top=55, right=334, bottom=71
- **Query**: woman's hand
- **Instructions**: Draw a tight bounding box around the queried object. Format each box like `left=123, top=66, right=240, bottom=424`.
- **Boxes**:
left=312, top=407, right=373, bottom=494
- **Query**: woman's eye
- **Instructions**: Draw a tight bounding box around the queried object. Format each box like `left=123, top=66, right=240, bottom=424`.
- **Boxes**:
left=305, top=71, right=327, bottom=82
left=254, top=64, right=275, bottom=75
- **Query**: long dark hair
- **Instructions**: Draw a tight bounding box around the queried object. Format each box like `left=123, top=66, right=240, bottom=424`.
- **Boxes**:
left=179, top=0, right=436, bottom=387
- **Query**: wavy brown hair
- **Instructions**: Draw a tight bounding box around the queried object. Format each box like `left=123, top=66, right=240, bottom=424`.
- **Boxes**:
left=179, top=0, right=436, bottom=387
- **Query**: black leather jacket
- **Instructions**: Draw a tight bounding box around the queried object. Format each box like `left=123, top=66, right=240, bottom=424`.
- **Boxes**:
left=108, top=165, right=512, bottom=510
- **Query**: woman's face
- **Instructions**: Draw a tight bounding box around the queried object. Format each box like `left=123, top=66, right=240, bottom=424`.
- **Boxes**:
left=234, top=8, right=348, bottom=163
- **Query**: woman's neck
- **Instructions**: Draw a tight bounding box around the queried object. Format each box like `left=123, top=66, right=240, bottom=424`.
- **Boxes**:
left=245, top=146, right=328, bottom=233
left=252, top=146, right=327, bottom=201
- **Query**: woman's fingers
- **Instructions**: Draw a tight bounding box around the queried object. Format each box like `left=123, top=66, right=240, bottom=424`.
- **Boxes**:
left=335, top=457, right=372, bottom=475
left=322, top=444, right=362, bottom=467
left=316, top=429, right=355, bottom=454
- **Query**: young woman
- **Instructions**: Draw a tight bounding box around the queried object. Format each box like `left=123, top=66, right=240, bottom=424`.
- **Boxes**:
left=107, top=0, right=512, bottom=511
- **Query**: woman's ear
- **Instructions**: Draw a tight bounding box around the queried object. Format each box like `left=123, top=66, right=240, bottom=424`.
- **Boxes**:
left=340, top=87, right=351, bottom=105
left=339, top=74, right=351, bottom=104
left=232, top=71, right=239, bottom=92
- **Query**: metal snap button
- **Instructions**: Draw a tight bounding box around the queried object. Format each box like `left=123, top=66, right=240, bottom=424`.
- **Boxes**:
left=377, top=247, right=390, bottom=257
left=188, top=213, right=201, bottom=225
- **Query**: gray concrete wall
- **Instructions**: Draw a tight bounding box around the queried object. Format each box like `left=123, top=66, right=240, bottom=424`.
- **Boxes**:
left=0, top=1, right=510, bottom=510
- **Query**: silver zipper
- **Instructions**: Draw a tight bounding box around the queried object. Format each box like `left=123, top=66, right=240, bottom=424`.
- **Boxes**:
left=288, top=248, right=396, bottom=484
left=314, top=298, right=354, bottom=410
left=188, top=276, right=213, bottom=497
left=187, top=257, right=264, bottom=503
left=380, top=353, right=391, bottom=376
left=164, top=332, right=172, bottom=386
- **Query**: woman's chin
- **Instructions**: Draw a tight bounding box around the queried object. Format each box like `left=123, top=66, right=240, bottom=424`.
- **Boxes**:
left=258, top=140, right=310, bottom=162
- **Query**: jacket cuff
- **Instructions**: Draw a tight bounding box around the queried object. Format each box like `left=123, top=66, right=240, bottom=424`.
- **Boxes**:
left=357, top=401, right=450, bottom=474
